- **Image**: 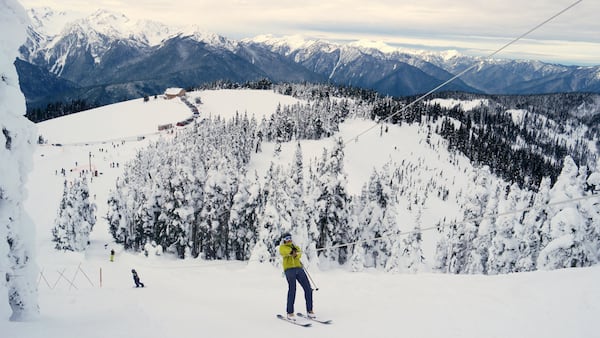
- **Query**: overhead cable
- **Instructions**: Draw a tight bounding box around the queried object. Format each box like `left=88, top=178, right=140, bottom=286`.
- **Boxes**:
left=344, top=0, right=584, bottom=146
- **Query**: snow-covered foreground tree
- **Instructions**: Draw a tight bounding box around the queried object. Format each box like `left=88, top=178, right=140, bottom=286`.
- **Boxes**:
left=537, top=157, right=600, bottom=269
left=0, top=0, right=39, bottom=321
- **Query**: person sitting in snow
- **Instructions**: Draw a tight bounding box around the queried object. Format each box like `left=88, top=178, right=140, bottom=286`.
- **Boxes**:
left=131, top=269, right=145, bottom=288
left=279, top=233, right=314, bottom=321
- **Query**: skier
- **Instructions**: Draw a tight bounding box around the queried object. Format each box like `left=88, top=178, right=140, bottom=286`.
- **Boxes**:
left=279, top=233, right=315, bottom=321
left=110, top=249, right=115, bottom=262
left=131, top=269, right=145, bottom=288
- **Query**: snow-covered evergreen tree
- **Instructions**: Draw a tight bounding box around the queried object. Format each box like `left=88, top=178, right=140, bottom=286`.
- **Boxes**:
left=354, top=169, right=397, bottom=269
left=303, top=162, right=323, bottom=264
left=538, top=157, right=598, bottom=269
left=355, top=171, right=386, bottom=268
left=199, top=158, right=237, bottom=259
left=487, top=183, right=522, bottom=274
left=250, top=163, right=291, bottom=265
left=347, top=212, right=365, bottom=272
left=52, top=178, right=97, bottom=251
left=399, top=208, right=425, bottom=273
left=313, top=138, right=352, bottom=265
left=441, top=168, right=491, bottom=274
left=108, top=149, right=158, bottom=251
left=583, top=166, right=600, bottom=263
left=515, top=177, right=551, bottom=271
left=228, top=175, right=260, bottom=260
left=464, top=180, right=500, bottom=274
left=286, top=143, right=318, bottom=262
left=0, top=0, right=39, bottom=320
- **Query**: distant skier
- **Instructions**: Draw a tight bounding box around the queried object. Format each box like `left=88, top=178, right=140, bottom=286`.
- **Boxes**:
left=131, top=269, right=145, bottom=288
left=110, top=249, right=115, bottom=262
left=279, top=233, right=315, bottom=321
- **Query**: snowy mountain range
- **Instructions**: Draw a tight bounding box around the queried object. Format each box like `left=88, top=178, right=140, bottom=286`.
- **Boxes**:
left=17, top=7, right=600, bottom=111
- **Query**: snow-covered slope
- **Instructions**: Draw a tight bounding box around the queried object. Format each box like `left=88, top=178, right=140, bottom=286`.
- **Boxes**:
left=38, top=96, right=192, bottom=144
left=1, top=88, right=598, bottom=337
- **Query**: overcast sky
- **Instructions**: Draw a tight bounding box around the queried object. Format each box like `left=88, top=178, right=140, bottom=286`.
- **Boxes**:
left=19, top=0, right=600, bottom=66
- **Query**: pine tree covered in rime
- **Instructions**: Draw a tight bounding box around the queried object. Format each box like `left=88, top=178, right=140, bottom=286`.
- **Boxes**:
left=302, top=164, right=323, bottom=263
left=538, top=157, right=598, bottom=269
left=52, top=178, right=97, bottom=251
left=232, top=113, right=257, bottom=162
left=52, top=182, right=72, bottom=250
left=198, top=160, right=237, bottom=259
left=575, top=165, right=600, bottom=266
left=167, top=147, right=205, bottom=258
left=354, top=174, right=383, bottom=268
left=433, top=221, right=453, bottom=272
left=347, top=205, right=365, bottom=272
left=250, top=163, right=291, bottom=265
left=140, top=183, right=164, bottom=248
left=285, top=143, right=318, bottom=261
left=464, top=181, right=500, bottom=274
left=399, top=230, right=424, bottom=273
left=440, top=168, right=491, bottom=274
left=313, top=138, right=352, bottom=265
left=389, top=164, right=426, bottom=273
left=0, top=0, right=39, bottom=320
left=354, top=169, right=396, bottom=268
left=108, top=150, right=161, bottom=250
left=107, top=178, right=127, bottom=245
left=399, top=207, right=425, bottom=273
left=179, top=157, right=206, bottom=258
left=136, top=158, right=168, bottom=251
left=227, top=175, right=261, bottom=260
left=135, top=148, right=162, bottom=248
left=583, top=169, right=600, bottom=261
left=487, top=183, right=523, bottom=274
left=515, top=177, right=551, bottom=272
left=162, top=165, right=194, bottom=258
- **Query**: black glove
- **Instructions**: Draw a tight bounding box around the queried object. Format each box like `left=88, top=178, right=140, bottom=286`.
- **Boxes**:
left=290, top=247, right=297, bottom=256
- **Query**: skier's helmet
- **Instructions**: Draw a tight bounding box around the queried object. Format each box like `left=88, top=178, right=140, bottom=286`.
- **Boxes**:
left=282, top=233, right=292, bottom=242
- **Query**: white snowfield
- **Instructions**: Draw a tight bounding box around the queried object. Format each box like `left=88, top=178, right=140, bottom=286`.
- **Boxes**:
left=3, top=89, right=599, bottom=338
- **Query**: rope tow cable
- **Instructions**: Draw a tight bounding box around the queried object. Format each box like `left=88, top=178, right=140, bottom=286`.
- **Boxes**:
left=315, top=193, right=600, bottom=252
left=344, top=0, right=584, bottom=146
left=319, top=1, right=587, bottom=253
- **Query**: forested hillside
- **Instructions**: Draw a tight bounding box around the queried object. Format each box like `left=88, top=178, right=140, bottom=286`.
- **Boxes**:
left=103, top=84, right=600, bottom=274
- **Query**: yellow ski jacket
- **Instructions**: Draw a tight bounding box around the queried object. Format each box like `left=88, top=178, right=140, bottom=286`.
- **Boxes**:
left=279, top=242, right=303, bottom=271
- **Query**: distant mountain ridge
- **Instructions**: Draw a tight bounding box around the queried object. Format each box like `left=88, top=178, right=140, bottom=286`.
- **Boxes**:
left=17, top=7, right=600, bottom=111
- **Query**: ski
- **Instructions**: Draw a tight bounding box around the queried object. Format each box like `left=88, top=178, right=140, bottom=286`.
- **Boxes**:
left=296, top=313, right=333, bottom=324
left=276, top=314, right=312, bottom=327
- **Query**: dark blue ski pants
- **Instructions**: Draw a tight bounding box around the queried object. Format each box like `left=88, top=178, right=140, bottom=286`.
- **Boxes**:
left=285, top=267, right=313, bottom=314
